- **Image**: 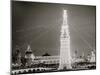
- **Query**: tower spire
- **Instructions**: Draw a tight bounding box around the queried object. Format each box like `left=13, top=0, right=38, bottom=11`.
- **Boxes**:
left=26, top=44, right=32, bottom=52
left=63, top=10, right=68, bottom=26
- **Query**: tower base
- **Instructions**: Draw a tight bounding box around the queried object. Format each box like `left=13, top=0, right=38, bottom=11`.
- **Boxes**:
left=58, top=64, right=72, bottom=70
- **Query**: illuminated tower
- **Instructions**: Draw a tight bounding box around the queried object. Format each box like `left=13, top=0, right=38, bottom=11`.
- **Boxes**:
left=59, top=9, right=72, bottom=70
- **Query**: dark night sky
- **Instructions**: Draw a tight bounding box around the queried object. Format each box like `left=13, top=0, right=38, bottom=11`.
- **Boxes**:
left=12, top=1, right=96, bottom=57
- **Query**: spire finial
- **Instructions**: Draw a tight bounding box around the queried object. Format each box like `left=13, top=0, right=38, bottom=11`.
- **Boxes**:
left=27, top=44, right=31, bottom=51
left=63, top=9, right=68, bottom=26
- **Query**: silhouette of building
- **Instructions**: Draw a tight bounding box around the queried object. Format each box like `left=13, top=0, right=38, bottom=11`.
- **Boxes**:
left=14, top=47, right=22, bottom=66
left=42, top=53, right=51, bottom=56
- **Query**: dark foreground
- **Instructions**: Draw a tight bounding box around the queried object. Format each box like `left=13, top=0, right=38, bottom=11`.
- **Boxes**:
left=11, top=62, right=96, bottom=75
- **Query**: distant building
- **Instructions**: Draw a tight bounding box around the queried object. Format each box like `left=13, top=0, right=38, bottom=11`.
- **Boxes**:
left=90, top=50, right=96, bottom=62
left=42, top=53, right=51, bottom=56
left=25, top=45, right=35, bottom=66
left=15, top=48, right=22, bottom=66
left=34, top=56, right=59, bottom=65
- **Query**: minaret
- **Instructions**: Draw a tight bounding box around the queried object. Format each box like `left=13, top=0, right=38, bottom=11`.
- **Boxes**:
left=59, top=9, right=72, bottom=70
